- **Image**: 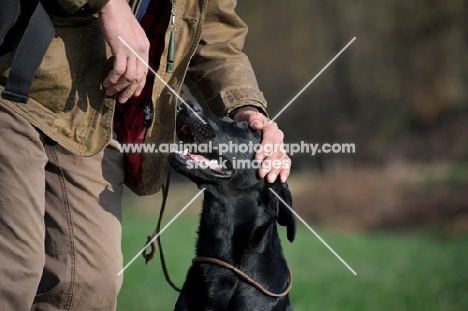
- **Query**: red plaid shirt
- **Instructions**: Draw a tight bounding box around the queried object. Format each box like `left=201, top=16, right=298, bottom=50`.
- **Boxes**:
left=113, top=0, right=171, bottom=187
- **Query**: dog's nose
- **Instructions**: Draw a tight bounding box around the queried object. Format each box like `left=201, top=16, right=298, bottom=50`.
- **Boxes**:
left=185, top=100, right=203, bottom=113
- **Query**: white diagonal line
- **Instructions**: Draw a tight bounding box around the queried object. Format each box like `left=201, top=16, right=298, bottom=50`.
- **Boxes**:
left=269, top=37, right=357, bottom=124
left=117, top=188, right=206, bottom=276
left=117, top=36, right=207, bottom=125
left=269, top=188, right=357, bottom=275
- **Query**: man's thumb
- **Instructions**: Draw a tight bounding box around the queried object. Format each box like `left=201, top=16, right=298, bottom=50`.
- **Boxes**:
left=250, top=119, right=263, bottom=130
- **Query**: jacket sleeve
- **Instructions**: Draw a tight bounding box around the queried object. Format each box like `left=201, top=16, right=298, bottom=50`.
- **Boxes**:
left=185, top=0, right=268, bottom=117
left=57, top=0, right=110, bottom=14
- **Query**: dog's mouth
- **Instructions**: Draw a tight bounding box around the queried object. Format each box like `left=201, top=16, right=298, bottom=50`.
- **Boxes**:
left=171, top=122, right=234, bottom=177
left=179, top=124, right=203, bottom=144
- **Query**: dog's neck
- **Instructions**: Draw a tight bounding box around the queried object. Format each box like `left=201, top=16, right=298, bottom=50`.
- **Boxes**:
left=196, top=190, right=284, bottom=266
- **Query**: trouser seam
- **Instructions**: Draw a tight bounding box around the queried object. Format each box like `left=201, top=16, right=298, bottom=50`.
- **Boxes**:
left=48, top=143, right=76, bottom=311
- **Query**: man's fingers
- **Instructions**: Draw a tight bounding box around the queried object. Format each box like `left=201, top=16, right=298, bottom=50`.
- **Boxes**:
left=279, top=164, right=291, bottom=183
left=104, top=54, right=127, bottom=91
left=259, top=151, right=285, bottom=178
left=118, top=84, right=138, bottom=103
left=104, top=55, right=149, bottom=103
left=261, top=153, right=291, bottom=183
left=133, top=60, right=148, bottom=97
left=116, top=57, right=138, bottom=103
left=256, top=122, right=288, bottom=182
left=133, top=80, right=145, bottom=98
left=265, top=171, right=279, bottom=183
left=255, top=122, right=283, bottom=160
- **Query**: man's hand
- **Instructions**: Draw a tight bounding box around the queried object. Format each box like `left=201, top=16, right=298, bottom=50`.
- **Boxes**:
left=234, top=110, right=291, bottom=183
left=99, top=0, right=150, bottom=103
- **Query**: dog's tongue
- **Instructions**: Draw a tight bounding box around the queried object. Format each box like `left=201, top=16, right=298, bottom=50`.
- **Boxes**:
left=187, top=152, right=208, bottom=163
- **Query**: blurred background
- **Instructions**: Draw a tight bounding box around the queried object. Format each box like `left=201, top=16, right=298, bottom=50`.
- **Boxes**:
left=118, top=1, right=468, bottom=310
left=239, top=0, right=468, bottom=233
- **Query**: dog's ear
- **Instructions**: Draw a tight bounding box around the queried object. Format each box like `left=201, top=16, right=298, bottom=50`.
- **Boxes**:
left=268, top=180, right=296, bottom=242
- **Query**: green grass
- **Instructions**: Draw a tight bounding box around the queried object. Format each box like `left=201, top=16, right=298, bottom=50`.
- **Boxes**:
left=118, top=209, right=468, bottom=311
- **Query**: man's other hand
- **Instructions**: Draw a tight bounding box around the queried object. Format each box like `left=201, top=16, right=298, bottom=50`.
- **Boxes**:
left=234, top=110, right=291, bottom=183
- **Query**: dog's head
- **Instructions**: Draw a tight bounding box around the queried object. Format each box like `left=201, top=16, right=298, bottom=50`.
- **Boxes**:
left=168, top=100, right=296, bottom=242
left=169, top=100, right=260, bottom=187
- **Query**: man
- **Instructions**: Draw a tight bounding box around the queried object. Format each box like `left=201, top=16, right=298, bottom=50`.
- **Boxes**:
left=0, top=0, right=290, bottom=309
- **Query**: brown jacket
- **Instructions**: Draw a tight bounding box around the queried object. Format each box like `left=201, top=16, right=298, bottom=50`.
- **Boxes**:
left=0, top=0, right=267, bottom=195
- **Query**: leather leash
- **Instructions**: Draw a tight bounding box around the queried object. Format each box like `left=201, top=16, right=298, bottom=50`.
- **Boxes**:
left=143, top=169, right=293, bottom=298
left=143, top=168, right=182, bottom=292
left=192, top=257, right=293, bottom=298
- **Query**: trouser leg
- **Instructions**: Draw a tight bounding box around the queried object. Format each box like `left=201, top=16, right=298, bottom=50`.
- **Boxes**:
left=0, top=98, right=126, bottom=310
left=32, top=136, right=125, bottom=310
left=0, top=102, right=47, bottom=311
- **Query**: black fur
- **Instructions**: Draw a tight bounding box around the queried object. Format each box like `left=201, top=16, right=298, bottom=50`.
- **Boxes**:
left=169, top=101, right=295, bottom=311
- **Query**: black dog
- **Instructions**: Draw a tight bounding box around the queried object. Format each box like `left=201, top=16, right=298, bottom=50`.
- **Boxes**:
left=169, top=101, right=296, bottom=311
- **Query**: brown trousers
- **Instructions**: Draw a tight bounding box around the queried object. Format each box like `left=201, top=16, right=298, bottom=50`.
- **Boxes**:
left=0, top=101, right=125, bottom=310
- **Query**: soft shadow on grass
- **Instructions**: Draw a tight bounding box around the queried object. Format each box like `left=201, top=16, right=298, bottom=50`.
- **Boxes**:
left=118, top=208, right=468, bottom=311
